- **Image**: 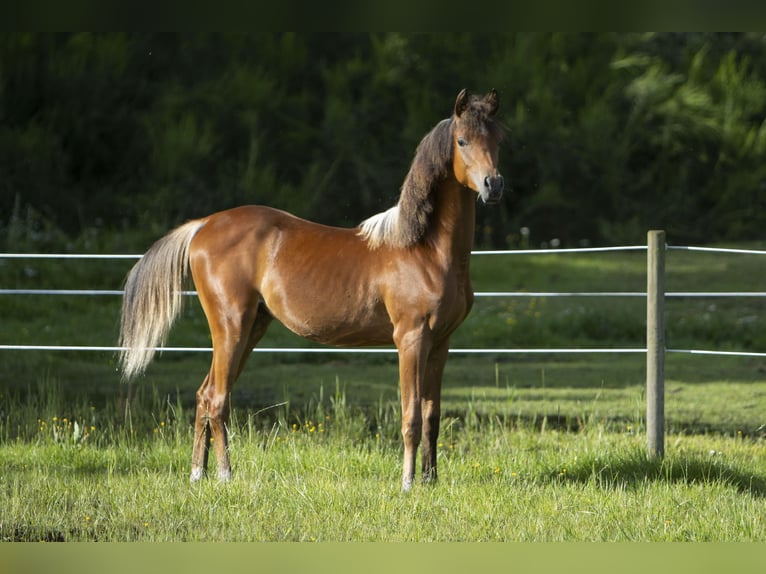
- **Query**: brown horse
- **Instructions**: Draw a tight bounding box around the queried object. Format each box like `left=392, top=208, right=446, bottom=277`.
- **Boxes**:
left=119, top=88, right=504, bottom=490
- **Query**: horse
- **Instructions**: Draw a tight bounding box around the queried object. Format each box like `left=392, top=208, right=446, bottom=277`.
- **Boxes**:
left=118, top=88, right=505, bottom=491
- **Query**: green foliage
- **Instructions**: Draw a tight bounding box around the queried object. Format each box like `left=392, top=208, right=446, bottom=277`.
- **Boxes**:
left=2, top=33, right=766, bottom=250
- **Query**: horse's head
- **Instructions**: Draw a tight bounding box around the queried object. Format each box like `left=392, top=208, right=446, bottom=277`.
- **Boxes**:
left=451, top=88, right=505, bottom=204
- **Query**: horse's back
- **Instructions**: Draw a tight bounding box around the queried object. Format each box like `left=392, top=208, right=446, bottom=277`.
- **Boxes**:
left=194, top=204, right=362, bottom=246
left=188, top=205, right=395, bottom=346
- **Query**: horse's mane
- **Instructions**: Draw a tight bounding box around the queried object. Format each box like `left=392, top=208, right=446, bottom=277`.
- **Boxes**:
left=359, top=94, right=502, bottom=249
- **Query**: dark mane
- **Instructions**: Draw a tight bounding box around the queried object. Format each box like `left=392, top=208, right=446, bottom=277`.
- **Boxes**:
left=394, top=117, right=454, bottom=247
left=358, top=95, right=502, bottom=249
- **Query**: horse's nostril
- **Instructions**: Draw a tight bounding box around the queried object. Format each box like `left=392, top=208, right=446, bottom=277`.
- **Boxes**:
left=486, top=175, right=504, bottom=193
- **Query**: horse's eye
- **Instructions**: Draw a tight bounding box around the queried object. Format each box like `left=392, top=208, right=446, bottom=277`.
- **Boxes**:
left=457, top=137, right=468, bottom=147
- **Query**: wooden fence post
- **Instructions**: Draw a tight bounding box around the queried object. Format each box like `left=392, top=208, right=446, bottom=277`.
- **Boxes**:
left=646, top=230, right=665, bottom=457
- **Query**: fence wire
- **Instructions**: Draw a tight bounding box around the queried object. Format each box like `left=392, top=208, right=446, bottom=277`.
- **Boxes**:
left=1, top=245, right=764, bottom=357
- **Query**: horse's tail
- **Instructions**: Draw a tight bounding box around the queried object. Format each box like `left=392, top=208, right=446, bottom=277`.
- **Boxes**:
left=118, top=219, right=208, bottom=381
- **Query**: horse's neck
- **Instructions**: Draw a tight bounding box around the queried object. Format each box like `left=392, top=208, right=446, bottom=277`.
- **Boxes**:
left=428, top=179, right=476, bottom=273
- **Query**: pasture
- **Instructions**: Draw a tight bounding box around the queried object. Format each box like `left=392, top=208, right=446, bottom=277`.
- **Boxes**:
left=1, top=244, right=765, bottom=541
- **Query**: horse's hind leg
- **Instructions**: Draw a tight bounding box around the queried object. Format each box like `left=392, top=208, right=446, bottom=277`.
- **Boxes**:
left=190, top=302, right=272, bottom=482
left=190, top=371, right=213, bottom=482
left=234, top=306, right=273, bottom=380
left=191, top=352, right=240, bottom=482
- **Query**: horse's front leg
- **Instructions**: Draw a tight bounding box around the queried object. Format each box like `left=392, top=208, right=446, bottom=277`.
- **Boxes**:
left=396, top=328, right=430, bottom=492
left=400, top=394, right=421, bottom=492
left=421, top=341, right=449, bottom=484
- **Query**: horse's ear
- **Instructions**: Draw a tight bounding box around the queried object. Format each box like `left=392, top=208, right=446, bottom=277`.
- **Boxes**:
left=486, top=88, right=499, bottom=116
left=454, top=88, right=469, bottom=117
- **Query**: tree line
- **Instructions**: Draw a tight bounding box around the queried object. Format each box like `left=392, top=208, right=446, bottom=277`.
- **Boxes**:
left=2, top=33, right=765, bottom=250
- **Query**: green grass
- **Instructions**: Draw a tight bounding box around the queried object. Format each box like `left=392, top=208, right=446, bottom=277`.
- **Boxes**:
left=1, top=398, right=764, bottom=542
left=1, top=239, right=766, bottom=540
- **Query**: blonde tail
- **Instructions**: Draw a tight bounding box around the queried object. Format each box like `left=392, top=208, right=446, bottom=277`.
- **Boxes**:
left=118, top=219, right=207, bottom=380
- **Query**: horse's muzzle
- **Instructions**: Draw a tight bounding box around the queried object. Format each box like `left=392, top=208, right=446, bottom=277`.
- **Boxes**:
left=481, top=174, right=505, bottom=204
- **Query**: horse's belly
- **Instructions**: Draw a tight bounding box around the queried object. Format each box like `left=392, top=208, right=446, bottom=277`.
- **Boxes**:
left=279, top=310, right=394, bottom=347
left=262, top=285, right=393, bottom=347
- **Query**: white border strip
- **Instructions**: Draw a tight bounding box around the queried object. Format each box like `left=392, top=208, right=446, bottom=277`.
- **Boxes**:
left=0, top=344, right=647, bottom=354
left=4, top=245, right=766, bottom=260
left=4, top=289, right=764, bottom=298
left=1, top=246, right=650, bottom=260
left=667, top=349, right=766, bottom=358
left=0, top=253, right=142, bottom=259
left=667, top=245, right=766, bottom=256
left=6, top=345, right=764, bottom=357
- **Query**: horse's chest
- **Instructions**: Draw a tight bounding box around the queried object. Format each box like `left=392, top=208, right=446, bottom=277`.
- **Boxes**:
left=429, top=275, right=473, bottom=336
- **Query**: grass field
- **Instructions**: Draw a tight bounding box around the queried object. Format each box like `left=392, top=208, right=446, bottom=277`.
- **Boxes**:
left=1, top=380, right=765, bottom=542
left=1, top=239, right=765, bottom=541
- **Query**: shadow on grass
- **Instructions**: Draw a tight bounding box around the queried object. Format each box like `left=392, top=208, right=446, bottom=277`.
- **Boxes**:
left=554, top=451, right=766, bottom=498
